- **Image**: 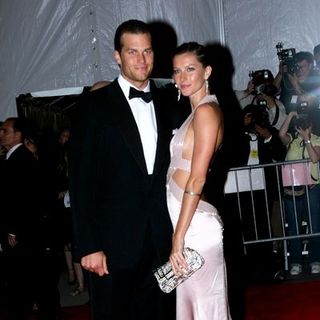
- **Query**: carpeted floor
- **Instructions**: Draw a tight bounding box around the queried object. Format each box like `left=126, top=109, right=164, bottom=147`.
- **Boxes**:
left=60, top=304, right=90, bottom=320
left=2, top=273, right=320, bottom=319
left=61, top=278, right=320, bottom=320
left=247, top=279, right=320, bottom=320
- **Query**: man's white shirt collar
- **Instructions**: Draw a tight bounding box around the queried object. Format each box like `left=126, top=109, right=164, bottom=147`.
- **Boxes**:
left=117, top=74, right=151, bottom=102
left=6, top=143, right=23, bottom=159
left=117, top=75, right=157, bottom=175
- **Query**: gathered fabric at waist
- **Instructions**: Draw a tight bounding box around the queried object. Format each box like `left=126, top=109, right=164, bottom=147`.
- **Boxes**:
left=167, top=176, right=218, bottom=214
left=168, top=156, right=191, bottom=176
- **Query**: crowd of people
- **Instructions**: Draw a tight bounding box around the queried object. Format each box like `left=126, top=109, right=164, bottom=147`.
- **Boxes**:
left=233, top=43, right=320, bottom=278
left=0, top=123, right=85, bottom=319
left=1, top=18, right=320, bottom=320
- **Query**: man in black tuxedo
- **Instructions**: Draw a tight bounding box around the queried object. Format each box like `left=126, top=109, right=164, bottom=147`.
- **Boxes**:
left=69, top=20, right=174, bottom=320
left=0, top=117, right=39, bottom=319
left=1, top=117, right=63, bottom=320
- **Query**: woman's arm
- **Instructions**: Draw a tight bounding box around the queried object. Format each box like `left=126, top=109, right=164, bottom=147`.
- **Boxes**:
left=296, top=127, right=320, bottom=163
left=170, top=103, right=223, bottom=274
left=279, top=111, right=297, bottom=145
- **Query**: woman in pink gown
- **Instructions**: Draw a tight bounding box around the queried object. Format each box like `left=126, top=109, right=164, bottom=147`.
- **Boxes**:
left=167, top=42, right=231, bottom=319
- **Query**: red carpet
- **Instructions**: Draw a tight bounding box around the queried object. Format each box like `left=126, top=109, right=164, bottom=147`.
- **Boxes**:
left=0, top=304, right=90, bottom=320
left=62, top=280, right=320, bottom=319
left=2, top=280, right=320, bottom=319
left=246, top=279, right=320, bottom=320
left=61, top=304, right=90, bottom=320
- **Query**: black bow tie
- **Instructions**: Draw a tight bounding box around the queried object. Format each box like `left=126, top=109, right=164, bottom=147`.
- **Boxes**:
left=129, top=87, right=153, bottom=103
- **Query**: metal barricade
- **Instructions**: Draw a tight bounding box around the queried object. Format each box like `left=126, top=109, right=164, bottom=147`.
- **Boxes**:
left=224, top=159, right=320, bottom=271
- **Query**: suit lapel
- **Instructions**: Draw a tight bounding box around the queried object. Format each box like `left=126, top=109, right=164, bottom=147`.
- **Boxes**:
left=109, top=81, right=148, bottom=175
left=151, top=81, right=170, bottom=178
left=107, top=80, right=169, bottom=177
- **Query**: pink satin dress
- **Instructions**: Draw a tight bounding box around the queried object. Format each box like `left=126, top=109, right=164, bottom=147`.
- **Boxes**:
left=166, top=95, right=231, bottom=320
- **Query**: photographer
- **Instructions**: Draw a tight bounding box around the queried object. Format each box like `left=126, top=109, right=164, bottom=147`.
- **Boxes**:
left=240, top=104, right=286, bottom=236
left=236, top=69, right=287, bottom=130
left=274, top=51, right=320, bottom=113
left=227, top=104, right=286, bottom=279
left=279, top=110, right=320, bottom=276
left=242, top=104, right=286, bottom=168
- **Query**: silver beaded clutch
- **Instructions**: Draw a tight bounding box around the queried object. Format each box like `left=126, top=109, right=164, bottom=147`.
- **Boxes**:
left=153, top=247, right=205, bottom=293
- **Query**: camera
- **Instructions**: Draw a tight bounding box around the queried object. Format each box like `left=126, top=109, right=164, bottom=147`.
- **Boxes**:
left=249, top=69, right=272, bottom=86
left=249, top=69, right=277, bottom=96
left=276, top=42, right=299, bottom=74
left=257, top=99, right=267, bottom=107
left=294, top=102, right=311, bottom=130
left=294, top=117, right=311, bottom=130
left=253, top=106, right=270, bottom=129
left=296, top=101, right=308, bottom=116
left=255, top=83, right=278, bottom=96
left=243, top=104, right=271, bottom=133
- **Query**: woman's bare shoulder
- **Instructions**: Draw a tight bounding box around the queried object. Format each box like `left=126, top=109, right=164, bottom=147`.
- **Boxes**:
left=195, top=101, right=222, bottom=119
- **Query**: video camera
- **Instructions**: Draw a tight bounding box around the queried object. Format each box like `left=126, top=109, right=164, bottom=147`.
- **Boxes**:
left=276, top=42, right=299, bottom=74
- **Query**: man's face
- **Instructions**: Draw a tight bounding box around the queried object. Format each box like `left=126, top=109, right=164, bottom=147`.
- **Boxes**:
left=114, top=32, right=154, bottom=89
left=0, top=120, right=21, bottom=150
left=296, top=59, right=313, bottom=81
left=58, top=129, right=70, bottom=145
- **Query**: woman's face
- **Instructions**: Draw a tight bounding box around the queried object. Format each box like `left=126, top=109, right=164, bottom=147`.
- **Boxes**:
left=172, top=52, right=211, bottom=98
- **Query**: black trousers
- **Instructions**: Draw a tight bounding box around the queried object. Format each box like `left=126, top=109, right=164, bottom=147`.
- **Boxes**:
left=5, top=245, right=62, bottom=320
left=33, top=250, right=62, bottom=320
left=88, top=227, right=175, bottom=320
left=5, top=245, right=35, bottom=320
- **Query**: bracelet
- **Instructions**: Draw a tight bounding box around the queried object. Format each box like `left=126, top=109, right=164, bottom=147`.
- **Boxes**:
left=304, top=140, right=311, bottom=145
left=184, top=190, right=201, bottom=196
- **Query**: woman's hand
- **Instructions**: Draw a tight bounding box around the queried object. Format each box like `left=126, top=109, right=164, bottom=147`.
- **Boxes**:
left=289, top=111, right=298, bottom=119
left=296, top=126, right=311, bottom=141
left=169, top=234, right=188, bottom=276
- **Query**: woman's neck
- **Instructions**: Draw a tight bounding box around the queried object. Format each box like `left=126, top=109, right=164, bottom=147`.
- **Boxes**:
left=190, top=90, right=208, bottom=110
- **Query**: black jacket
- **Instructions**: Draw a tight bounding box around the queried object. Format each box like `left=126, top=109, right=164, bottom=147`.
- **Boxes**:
left=69, top=79, right=173, bottom=269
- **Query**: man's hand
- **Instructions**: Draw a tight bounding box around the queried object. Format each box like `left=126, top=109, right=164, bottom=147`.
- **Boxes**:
left=81, top=251, right=109, bottom=276
left=245, top=80, right=255, bottom=94
left=8, top=234, right=17, bottom=247
left=279, top=61, right=287, bottom=75
left=287, top=73, right=303, bottom=95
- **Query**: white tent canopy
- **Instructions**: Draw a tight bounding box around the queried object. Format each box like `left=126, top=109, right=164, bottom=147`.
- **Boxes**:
left=1, top=0, right=320, bottom=120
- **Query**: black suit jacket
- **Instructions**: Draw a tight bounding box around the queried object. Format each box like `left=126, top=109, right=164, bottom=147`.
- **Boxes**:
left=1, top=144, right=39, bottom=248
left=69, top=79, right=173, bottom=269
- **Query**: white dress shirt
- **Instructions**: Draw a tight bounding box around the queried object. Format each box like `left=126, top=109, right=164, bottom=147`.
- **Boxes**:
left=118, top=75, right=158, bottom=174
left=5, top=143, right=23, bottom=160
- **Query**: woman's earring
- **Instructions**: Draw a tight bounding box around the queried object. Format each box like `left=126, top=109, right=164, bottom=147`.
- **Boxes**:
left=175, top=83, right=181, bottom=101
left=205, top=80, right=209, bottom=95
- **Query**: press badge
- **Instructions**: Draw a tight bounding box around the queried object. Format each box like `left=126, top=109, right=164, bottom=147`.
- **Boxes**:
left=291, top=95, right=298, bottom=104
left=250, top=149, right=258, bottom=159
